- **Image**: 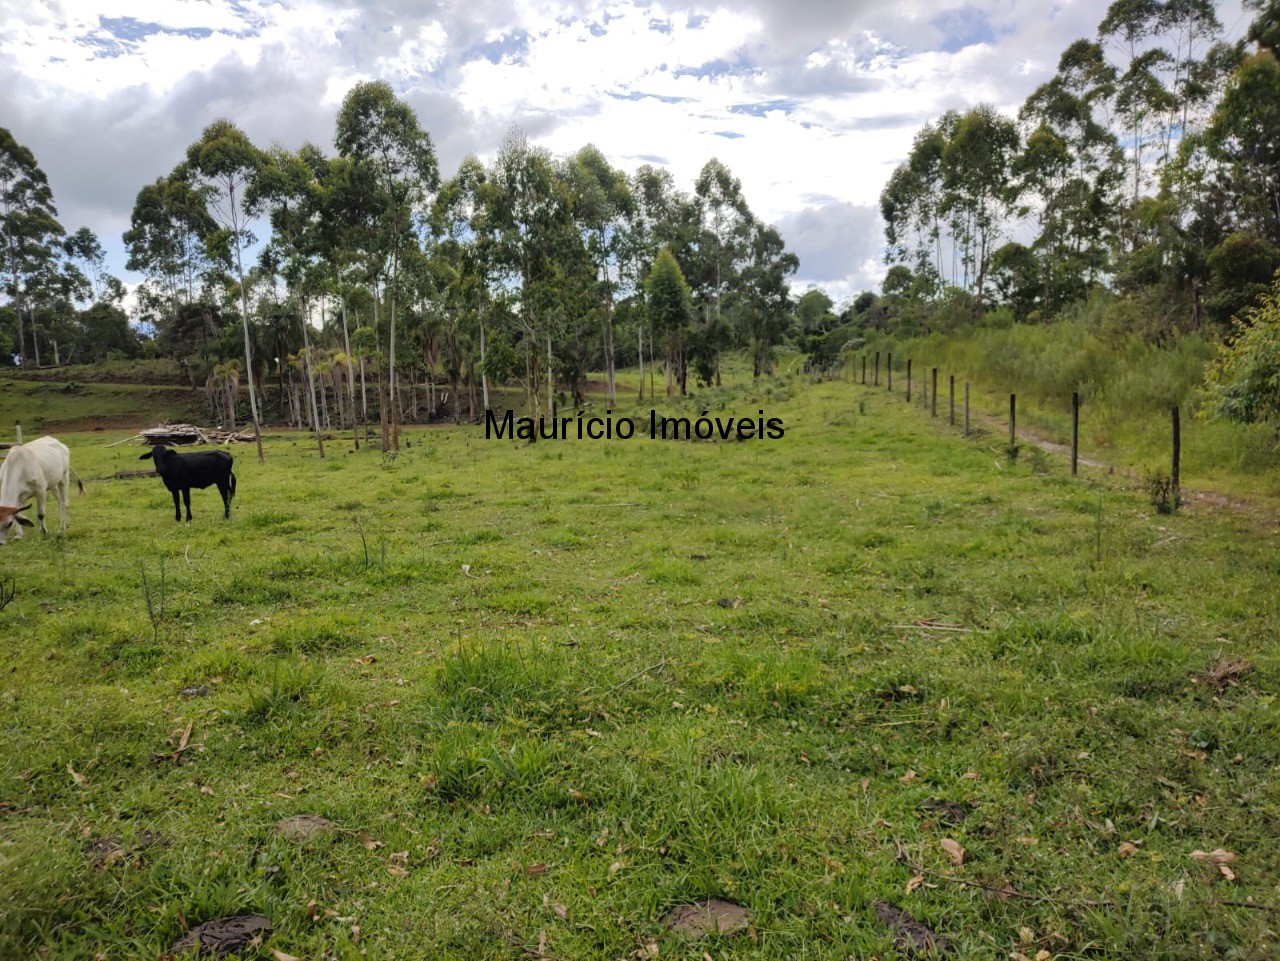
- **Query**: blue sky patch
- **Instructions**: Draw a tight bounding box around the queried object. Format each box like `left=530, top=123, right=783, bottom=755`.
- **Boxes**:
left=466, top=30, right=531, bottom=65
left=713, top=130, right=745, bottom=139
left=673, top=54, right=754, bottom=80
left=930, top=9, right=997, bottom=53
left=729, top=99, right=798, bottom=117
left=606, top=90, right=690, bottom=105
left=97, top=17, right=215, bottom=47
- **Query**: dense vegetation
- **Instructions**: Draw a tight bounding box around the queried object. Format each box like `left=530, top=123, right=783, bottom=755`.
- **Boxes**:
left=1, top=88, right=798, bottom=452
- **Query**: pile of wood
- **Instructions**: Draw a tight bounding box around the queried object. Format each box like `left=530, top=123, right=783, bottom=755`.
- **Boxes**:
left=109, top=424, right=256, bottom=447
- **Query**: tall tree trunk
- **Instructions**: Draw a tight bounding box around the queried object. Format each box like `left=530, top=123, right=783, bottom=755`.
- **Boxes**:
left=389, top=251, right=400, bottom=452
left=373, top=294, right=388, bottom=450
left=479, top=308, right=490, bottom=413
left=546, top=333, right=554, bottom=418
left=229, top=183, right=264, bottom=463
left=301, top=302, right=325, bottom=459
left=637, top=326, right=644, bottom=402
left=341, top=298, right=358, bottom=449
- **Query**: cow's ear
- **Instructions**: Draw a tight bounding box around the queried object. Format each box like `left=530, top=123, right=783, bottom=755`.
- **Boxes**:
left=16, top=515, right=34, bottom=528
left=140, top=450, right=152, bottom=460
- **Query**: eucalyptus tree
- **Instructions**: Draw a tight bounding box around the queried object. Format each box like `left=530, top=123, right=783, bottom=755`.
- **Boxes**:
left=620, top=165, right=694, bottom=398
left=0, top=128, right=65, bottom=367
left=432, top=155, right=499, bottom=413
left=939, top=106, right=1021, bottom=310
left=734, top=223, right=798, bottom=378
left=335, top=80, right=440, bottom=451
left=566, top=145, right=634, bottom=404
left=489, top=128, right=570, bottom=418
left=692, top=158, right=755, bottom=327
left=125, top=172, right=219, bottom=351
left=1019, top=41, right=1123, bottom=312
left=1158, top=0, right=1224, bottom=153
left=251, top=142, right=337, bottom=455
left=645, top=247, right=692, bottom=395
left=1099, top=0, right=1175, bottom=211
left=184, top=119, right=268, bottom=460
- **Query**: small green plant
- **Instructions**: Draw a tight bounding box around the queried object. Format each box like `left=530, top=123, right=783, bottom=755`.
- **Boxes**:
left=139, top=557, right=166, bottom=642
left=1145, top=467, right=1181, bottom=514
left=0, top=576, right=14, bottom=612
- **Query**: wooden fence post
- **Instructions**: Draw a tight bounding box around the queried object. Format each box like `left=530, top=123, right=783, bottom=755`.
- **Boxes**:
left=887, top=353, right=892, bottom=391
left=906, top=359, right=912, bottom=402
left=862, top=355, right=867, bottom=385
left=964, top=384, right=970, bottom=436
left=1071, top=392, right=1080, bottom=476
left=874, top=351, right=880, bottom=386
left=1172, top=404, right=1180, bottom=495
left=949, top=375, right=955, bottom=426
left=931, top=368, right=938, bottom=418
left=1009, top=394, right=1016, bottom=451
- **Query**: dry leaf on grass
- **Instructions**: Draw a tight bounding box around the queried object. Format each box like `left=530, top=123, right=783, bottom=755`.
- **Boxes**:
left=1191, top=848, right=1237, bottom=880
left=899, top=770, right=919, bottom=784
left=940, top=838, right=966, bottom=866
left=1118, top=841, right=1139, bottom=858
left=543, top=894, right=569, bottom=921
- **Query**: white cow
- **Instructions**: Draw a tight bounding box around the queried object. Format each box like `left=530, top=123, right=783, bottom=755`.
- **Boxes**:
left=0, top=436, right=83, bottom=544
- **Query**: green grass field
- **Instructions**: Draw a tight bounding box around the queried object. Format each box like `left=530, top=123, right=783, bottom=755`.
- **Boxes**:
left=1, top=374, right=1278, bottom=959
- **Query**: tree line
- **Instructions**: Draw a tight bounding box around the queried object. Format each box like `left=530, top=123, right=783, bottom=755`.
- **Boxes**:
left=876, top=0, right=1280, bottom=342
left=1, top=83, right=801, bottom=456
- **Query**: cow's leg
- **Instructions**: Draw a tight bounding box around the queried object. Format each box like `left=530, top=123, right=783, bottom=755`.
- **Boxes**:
left=36, top=486, right=48, bottom=536
left=183, top=489, right=192, bottom=523
left=56, top=477, right=69, bottom=534
left=172, top=490, right=182, bottom=522
left=219, top=481, right=231, bottom=519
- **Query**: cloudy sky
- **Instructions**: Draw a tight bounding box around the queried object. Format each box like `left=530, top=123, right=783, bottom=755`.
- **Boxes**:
left=0, top=0, right=1251, bottom=308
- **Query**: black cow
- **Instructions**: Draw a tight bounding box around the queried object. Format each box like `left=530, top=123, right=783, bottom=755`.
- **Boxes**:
left=140, top=445, right=237, bottom=522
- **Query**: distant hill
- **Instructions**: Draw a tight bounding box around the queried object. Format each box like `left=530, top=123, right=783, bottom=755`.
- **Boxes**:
left=0, top=360, right=205, bottom=433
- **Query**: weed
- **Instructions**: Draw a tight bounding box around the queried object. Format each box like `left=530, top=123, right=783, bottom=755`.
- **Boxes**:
left=1145, top=467, right=1182, bottom=514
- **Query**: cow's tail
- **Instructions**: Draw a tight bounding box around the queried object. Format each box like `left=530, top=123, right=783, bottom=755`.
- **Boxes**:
left=229, top=470, right=237, bottom=500
left=70, top=467, right=85, bottom=495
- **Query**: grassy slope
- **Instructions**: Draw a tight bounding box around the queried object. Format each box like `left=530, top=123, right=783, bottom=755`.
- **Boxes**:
left=1, top=374, right=1278, bottom=959
left=863, top=326, right=1280, bottom=506
left=0, top=358, right=204, bottom=432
